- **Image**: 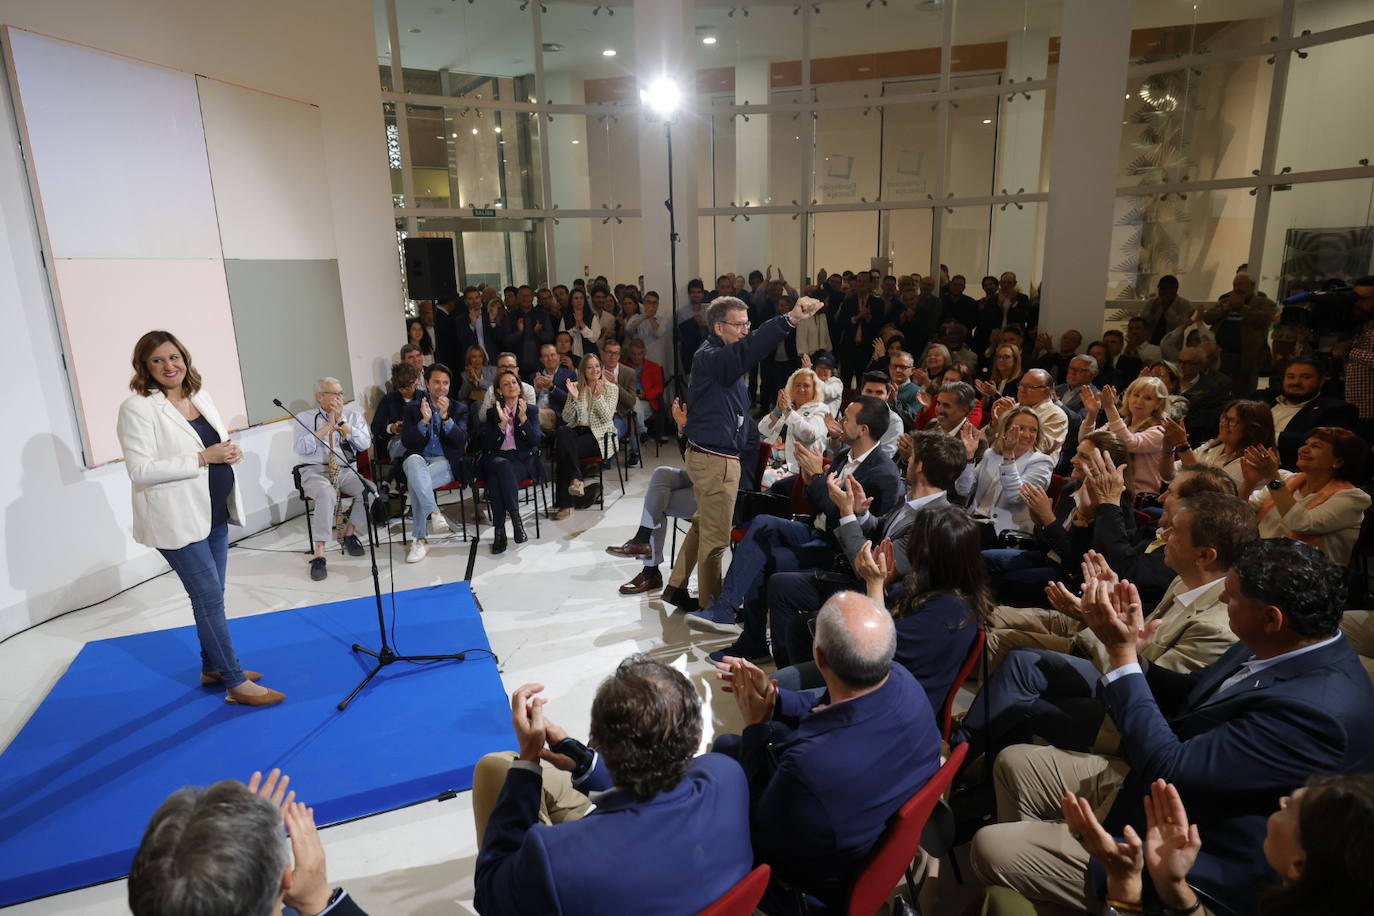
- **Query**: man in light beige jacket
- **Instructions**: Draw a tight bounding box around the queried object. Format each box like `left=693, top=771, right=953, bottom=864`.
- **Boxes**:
left=949, top=492, right=1256, bottom=762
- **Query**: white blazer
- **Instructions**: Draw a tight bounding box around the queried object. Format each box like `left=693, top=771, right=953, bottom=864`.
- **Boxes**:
left=117, top=390, right=244, bottom=550
left=955, top=448, right=1055, bottom=535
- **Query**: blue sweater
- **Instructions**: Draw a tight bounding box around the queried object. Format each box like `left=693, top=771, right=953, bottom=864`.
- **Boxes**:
left=684, top=314, right=794, bottom=457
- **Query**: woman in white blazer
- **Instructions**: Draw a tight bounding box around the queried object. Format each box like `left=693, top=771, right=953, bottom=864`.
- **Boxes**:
left=955, top=405, right=1055, bottom=536
left=116, top=330, right=284, bottom=707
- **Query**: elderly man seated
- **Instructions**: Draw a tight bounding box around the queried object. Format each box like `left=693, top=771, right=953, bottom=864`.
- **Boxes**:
left=470, top=656, right=752, bottom=915
left=129, top=769, right=365, bottom=915
left=713, top=591, right=942, bottom=912
left=293, top=377, right=372, bottom=581
left=990, top=367, right=1069, bottom=460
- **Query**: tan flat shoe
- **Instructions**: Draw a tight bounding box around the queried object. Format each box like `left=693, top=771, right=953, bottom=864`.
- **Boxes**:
left=552, top=507, right=574, bottom=521
left=200, top=670, right=263, bottom=687
left=225, top=686, right=286, bottom=707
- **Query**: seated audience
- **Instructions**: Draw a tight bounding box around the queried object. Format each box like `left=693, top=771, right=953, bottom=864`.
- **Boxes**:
left=685, top=395, right=901, bottom=637
left=1067, top=773, right=1374, bottom=916
left=404, top=316, right=434, bottom=366
left=886, top=348, right=921, bottom=427
left=400, top=363, right=467, bottom=564
left=777, top=503, right=992, bottom=716
left=976, top=342, right=1023, bottom=405
left=624, top=289, right=666, bottom=366
left=623, top=337, right=664, bottom=441
left=471, top=658, right=751, bottom=916
left=1140, top=273, right=1192, bottom=342
left=955, top=407, right=1056, bottom=539
left=399, top=343, right=429, bottom=394
left=371, top=362, right=421, bottom=468
left=129, top=769, right=364, bottom=916
left=1086, top=340, right=1118, bottom=389
left=1177, top=342, right=1232, bottom=443
left=970, top=539, right=1374, bottom=914
left=1259, top=356, right=1358, bottom=469
left=758, top=367, right=831, bottom=492
left=918, top=379, right=981, bottom=435
left=845, top=371, right=904, bottom=460
left=712, top=592, right=941, bottom=912
left=1033, top=329, right=1084, bottom=382
left=802, top=350, right=844, bottom=416
left=477, top=371, right=542, bottom=555
left=479, top=352, right=536, bottom=414
left=993, top=368, right=1068, bottom=459
left=529, top=343, right=575, bottom=432
left=1055, top=353, right=1098, bottom=415
left=1244, top=427, right=1371, bottom=567
left=605, top=400, right=694, bottom=595
left=598, top=340, right=640, bottom=463
left=1163, top=398, right=1275, bottom=494
left=293, top=377, right=371, bottom=581
left=457, top=345, right=495, bottom=404
left=1115, top=316, right=1162, bottom=383
left=551, top=354, right=618, bottom=521
left=1100, top=377, right=1169, bottom=499
left=1144, top=359, right=1181, bottom=394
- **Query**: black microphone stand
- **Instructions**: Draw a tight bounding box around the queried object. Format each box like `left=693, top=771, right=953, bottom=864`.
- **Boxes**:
left=274, top=398, right=469, bottom=711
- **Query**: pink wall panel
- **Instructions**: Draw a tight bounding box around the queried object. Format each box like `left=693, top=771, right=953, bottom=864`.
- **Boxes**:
left=51, top=260, right=247, bottom=466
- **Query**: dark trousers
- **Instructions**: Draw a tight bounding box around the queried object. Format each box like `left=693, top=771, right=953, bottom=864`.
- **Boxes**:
left=480, top=449, right=533, bottom=524
left=553, top=426, right=601, bottom=508
left=766, top=570, right=855, bottom=668
left=960, top=646, right=1106, bottom=761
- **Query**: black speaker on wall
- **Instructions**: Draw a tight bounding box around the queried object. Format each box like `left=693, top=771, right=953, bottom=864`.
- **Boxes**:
left=403, top=237, right=458, bottom=300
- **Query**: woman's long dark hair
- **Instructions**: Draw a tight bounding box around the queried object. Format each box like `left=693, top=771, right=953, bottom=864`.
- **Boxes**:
left=1263, top=773, right=1374, bottom=914
left=893, top=504, right=993, bottom=625
left=406, top=317, right=433, bottom=356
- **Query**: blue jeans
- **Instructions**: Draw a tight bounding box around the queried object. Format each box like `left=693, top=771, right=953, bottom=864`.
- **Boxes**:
left=158, top=523, right=245, bottom=688
left=403, top=454, right=455, bottom=539
left=713, top=516, right=830, bottom=613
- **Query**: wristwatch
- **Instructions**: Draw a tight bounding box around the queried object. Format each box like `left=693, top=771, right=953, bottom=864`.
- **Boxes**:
left=1267, top=478, right=1285, bottom=491
left=551, top=736, right=595, bottom=778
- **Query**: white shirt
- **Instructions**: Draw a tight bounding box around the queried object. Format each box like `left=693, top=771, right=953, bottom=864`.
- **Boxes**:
left=1101, top=632, right=1345, bottom=692
left=1270, top=395, right=1314, bottom=437
left=835, top=444, right=877, bottom=482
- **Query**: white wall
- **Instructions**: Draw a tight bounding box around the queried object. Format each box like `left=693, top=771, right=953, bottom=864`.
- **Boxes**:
left=0, top=0, right=400, bottom=639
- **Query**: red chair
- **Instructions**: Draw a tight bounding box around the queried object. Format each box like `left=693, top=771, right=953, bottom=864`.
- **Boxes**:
left=1045, top=473, right=1068, bottom=511
left=843, top=743, right=969, bottom=916
left=939, top=626, right=986, bottom=742
left=469, top=475, right=546, bottom=540
left=696, top=864, right=771, bottom=916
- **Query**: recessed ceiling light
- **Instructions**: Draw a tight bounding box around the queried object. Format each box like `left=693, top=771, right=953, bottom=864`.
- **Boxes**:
left=702, top=36, right=717, bottom=45
left=572, top=139, right=580, bottom=144
left=982, top=118, right=992, bottom=124
left=494, top=126, right=501, bottom=133
left=472, top=127, right=479, bottom=134
left=451, top=132, right=458, bottom=137
left=602, top=48, right=617, bottom=57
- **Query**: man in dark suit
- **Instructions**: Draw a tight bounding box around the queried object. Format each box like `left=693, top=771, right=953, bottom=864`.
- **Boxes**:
left=714, top=592, right=942, bottom=912
left=399, top=363, right=468, bottom=564
left=940, top=273, right=979, bottom=331
left=1258, top=356, right=1358, bottom=469
left=833, top=272, right=887, bottom=389
left=431, top=295, right=464, bottom=372
left=130, top=769, right=367, bottom=916
left=971, top=538, right=1374, bottom=913
left=457, top=286, right=501, bottom=363
left=684, top=395, right=900, bottom=636
left=1054, top=353, right=1098, bottom=416
left=473, top=657, right=752, bottom=916
left=1178, top=343, right=1233, bottom=444
left=501, top=285, right=554, bottom=375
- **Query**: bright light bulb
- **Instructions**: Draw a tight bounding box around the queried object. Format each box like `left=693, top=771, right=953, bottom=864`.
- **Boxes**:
left=602, top=48, right=616, bottom=57
left=572, top=139, right=580, bottom=144
left=472, top=127, right=479, bottom=134
left=982, top=118, right=992, bottom=124
left=702, top=36, right=717, bottom=45
left=640, top=76, right=681, bottom=116
left=494, top=126, right=502, bottom=133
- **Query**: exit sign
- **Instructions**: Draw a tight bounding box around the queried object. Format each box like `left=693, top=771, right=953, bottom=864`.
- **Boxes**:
left=472, top=208, right=497, bottom=217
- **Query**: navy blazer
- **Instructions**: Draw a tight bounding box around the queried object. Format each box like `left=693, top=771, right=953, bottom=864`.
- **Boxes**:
left=1259, top=391, right=1359, bottom=469
left=399, top=396, right=469, bottom=482
left=457, top=310, right=503, bottom=364
left=740, top=663, right=941, bottom=906
left=894, top=592, right=979, bottom=717
left=477, top=402, right=543, bottom=478
left=1101, top=637, right=1374, bottom=911
left=474, top=753, right=753, bottom=916
left=529, top=366, right=577, bottom=417
left=803, top=446, right=903, bottom=533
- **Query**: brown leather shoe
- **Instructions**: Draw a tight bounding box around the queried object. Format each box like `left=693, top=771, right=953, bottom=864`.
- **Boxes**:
left=606, top=540, right=652, bottom=559
left=200, top=670, right=263, bottom=687
left=619, top=568, right=663, bottom=595
left=225, top=685, right=287, bottom=707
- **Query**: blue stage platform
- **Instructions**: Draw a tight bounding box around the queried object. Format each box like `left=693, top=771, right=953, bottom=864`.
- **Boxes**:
left=0, top=582, right=513, bottom=907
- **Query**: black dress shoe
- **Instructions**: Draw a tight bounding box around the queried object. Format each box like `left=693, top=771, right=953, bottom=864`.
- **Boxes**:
left=309, top=557, right=327, bottom=581
left=491, top=529, right=508, bottom=555
left=511, top=516, right=528, bottom=544
left=661, top=584, right=700, bottom=613
left=343, top=534, right=365, bottom=557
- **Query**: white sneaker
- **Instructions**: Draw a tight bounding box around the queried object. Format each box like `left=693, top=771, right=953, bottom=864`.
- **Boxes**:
left=406, top=538, right=428, bottom=563
left=428, top=511, right=451, bottom=535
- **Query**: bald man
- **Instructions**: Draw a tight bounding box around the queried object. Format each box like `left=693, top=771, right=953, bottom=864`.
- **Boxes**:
left=713, top=592, right=941, bottom=911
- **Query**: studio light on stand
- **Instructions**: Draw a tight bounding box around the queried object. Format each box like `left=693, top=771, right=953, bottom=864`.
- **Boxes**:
left=640, top=76, right=685, bottom=398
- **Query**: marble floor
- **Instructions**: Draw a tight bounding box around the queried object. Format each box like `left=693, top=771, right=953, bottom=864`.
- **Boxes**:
left=0, top=450, right=983, bottom=915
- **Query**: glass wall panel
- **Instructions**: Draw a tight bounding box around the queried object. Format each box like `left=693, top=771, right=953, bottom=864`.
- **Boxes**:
left=1294, top=0, right=1370, bottom=34
left=1129, top=1, right=1280, bottom=62
left=394, top=0, right=536, bottom=95
left=814, top=92, right=881, bottom=207
left=991, top=200, right=1047, bottom=296
left=1275, top=34, right=1374, bottom=176
left=810, top=0, right=945, bottom=66
left=540, top=1, right=636, bottom=104
left=585, top=216, right=643, bottom=286
left=1108, top=188, right=1256, bottom=304
left=1118, top=55, right=1271, bottom=187
left=413, top=216, right=540, bottom=292
left=879, top=99, right=939, bottom=204
left=1260, top=178, right=1374, bottom=306
left=945, top=74, right=1002, bottom=199
left=941, top=206, right=993, bottom=290
left=404, top=104, right=542, bottom=210
left=885, top=209, right=935, bottom=278
left=953, top=0, right=1061, bottom=82
left=694, top=2, right=805, bottom=94
left=706, top=214, right=804, bottom=284
left=810, top=211, right=880, bottom=280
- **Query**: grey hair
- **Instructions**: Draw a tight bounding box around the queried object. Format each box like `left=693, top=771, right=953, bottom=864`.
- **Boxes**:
left=814, top=592, right=896, bottom=689
left=1023, top=367, right=1053, bottom=386
left=705, top=296, right=748, bottom=329
left=128, top=781, right=288, bottom=916
left=938, top=381, right=977, bottom=410
left=1070, top=354, right=1099, bottom=375
left=891, top=350, right=915, bottom=367
left=314, top=376, right=342, bottom=394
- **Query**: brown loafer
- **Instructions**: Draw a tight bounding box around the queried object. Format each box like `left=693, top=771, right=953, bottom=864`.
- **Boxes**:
left=552, top=507, right=574, bottom=521
left=225, top=686, right=287, bottom=707
left=606, top=541, right=652, bottom=558
left=200, top=670, right=263, bottom=687
left=619, top=568, right=663, bottom=595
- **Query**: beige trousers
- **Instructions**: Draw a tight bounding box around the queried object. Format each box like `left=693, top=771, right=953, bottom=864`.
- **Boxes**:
left=970, top=743, right=1129, bottom=912
left=984, top=606, right=1082, bottom=673
left=666, top=449, right=741, bottom=605
left=470, top=751, right=592, bottom=848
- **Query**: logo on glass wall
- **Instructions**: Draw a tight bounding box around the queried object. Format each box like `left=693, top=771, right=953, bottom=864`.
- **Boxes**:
left=826, top=154, right=854, bottom=180
left=887, top=149, right=927, bottom=198
left=820, top=153, right=858, bottom=202
left=895, top=150, right=924, bottom=176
